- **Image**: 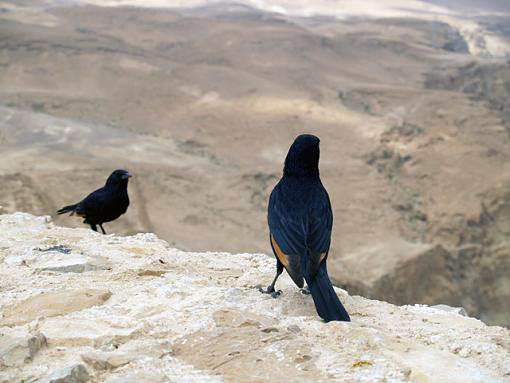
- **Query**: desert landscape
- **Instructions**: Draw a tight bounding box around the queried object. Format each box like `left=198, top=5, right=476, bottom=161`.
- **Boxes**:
left=0, top=0, right=509, bottom=327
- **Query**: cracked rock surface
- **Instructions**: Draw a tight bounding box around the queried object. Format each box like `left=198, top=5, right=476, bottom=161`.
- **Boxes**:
left=0, top=213, right=509, bottom=382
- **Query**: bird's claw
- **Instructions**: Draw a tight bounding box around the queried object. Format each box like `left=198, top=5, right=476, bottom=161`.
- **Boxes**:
left=301, top=287, right=311, bottom=295
left=259, top=285, right=275, bottom=294
left=259, top=286, right=282, bottom=298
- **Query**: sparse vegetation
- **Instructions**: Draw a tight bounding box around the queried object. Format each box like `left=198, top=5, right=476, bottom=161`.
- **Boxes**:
left=31, top=102, right=45, bottom=112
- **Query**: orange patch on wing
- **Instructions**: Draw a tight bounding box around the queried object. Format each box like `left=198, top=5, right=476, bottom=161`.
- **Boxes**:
left=271, top=236, right=289, bottom=267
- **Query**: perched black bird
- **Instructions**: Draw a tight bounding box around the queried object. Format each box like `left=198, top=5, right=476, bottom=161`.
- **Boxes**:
left=261, top=134, right=350, bottom=322
left=57, top=169, right=132, bottom=234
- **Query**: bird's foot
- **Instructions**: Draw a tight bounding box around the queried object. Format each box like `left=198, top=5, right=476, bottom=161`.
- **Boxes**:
left=259, top=285, right=282, bottom=298
left=301, top=287, right=311, bottom=295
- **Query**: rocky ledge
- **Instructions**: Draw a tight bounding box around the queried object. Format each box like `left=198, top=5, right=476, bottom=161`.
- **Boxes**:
left=0, top=213, right=509, bottom=382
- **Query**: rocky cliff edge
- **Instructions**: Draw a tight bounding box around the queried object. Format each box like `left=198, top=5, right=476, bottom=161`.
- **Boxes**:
left=0, top=213, right=509, bottom=382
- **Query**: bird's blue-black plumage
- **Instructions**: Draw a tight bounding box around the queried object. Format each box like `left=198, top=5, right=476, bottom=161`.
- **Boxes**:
left=266, top=134, right=350, bottom=322
left=57, top=169, right=131, bottom=234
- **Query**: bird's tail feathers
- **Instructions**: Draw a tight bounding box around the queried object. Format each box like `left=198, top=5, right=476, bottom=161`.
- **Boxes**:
left=57, top=204, right=78, bottom=215
left=305, top=263, right=350, bottom=322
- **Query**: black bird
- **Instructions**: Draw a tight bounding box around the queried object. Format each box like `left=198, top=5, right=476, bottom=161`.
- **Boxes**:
left=261, top=134, right=350, bottom=322
left=57, top=169, right=132, bottom=234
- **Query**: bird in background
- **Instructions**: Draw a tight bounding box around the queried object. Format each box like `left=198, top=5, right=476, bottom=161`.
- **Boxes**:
left=261, top=134, right=350, bottom=322
left=57, top=169, right=132, bottom=234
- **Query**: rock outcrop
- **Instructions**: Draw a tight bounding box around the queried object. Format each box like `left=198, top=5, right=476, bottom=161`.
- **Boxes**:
left=1, top=213, right=509, bottom=382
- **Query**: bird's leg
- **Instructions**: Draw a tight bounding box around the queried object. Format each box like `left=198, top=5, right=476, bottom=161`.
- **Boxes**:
left=259, top=260, right=284, bottom=298
left=99, top=224, right=106, bottom=235
left=90, top=224, right=98, bottom=232
left=301, top=286, right=311, bottom=295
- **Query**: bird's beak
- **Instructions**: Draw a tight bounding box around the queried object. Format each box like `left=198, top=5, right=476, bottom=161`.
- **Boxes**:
left=122, top=172, right=133, bottom=180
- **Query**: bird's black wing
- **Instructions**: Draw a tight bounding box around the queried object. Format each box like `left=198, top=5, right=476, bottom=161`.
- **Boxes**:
left=268, top=184, right=306, bottom=288
left=268, top=182, right=333, bottom=287
left=75, top=187, right=112, bottom=221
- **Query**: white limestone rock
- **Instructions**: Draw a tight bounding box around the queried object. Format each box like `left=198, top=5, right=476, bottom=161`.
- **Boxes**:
left=432, top=304, right=468, bottom=317
left=36, top=364, right=90, bottom=383
left=0, top=329, right=47, bottom=367
left=81, top=340, right=171, bottom=371
left=0, top=372, right=15, bottom=383
left=0, top=213, right=509, bottom=383
left=1, top=289, right=112, bottom=327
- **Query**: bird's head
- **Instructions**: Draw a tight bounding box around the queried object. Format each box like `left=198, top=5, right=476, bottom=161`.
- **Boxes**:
left=105, top=169, right=132, bottom=188
left=283, top=134, right=320, bottom=177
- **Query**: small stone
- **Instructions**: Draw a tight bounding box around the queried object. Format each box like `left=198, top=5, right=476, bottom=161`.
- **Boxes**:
left=39, top=318, right=137, bottom=347
left=294, top=354, right=312, bottom=363
left=0, top=331, right=47, bottom=367
left=36, top=245, right=72, bottom=254
left=37, top=364, right=89, bottom=383
left=0, top=372, right=14, bottom=383
left=32, top=253, right=110, bottom=273
left=81, top=350, right=133, bottom=370
left=431, top=304, right=468, bottom=317
left=137, top=269, right=167, bottom=277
